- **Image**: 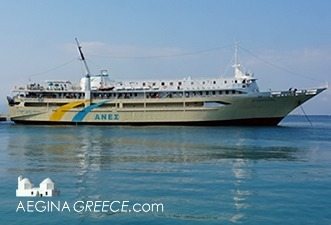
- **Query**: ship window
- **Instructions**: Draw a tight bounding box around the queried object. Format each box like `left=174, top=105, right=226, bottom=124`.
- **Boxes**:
left=31, top=191, right=33, bottom=195
left=219, top=91, right=223, bottom=95
left=143, top=82, right=146, bottom=86
left=213, top=81, right=216, bottom=84
left=224, top=80, right=227, bottom=84
left=242, top=80, right=246, bottom=84
left=212, top=91, right=216, bottom=95
left=152, top=82, right=156, bottom=86
left=134, top=93, right=137, bottom=97
left=45, top=192, right=48, bottom=196
left=232, top=90, right=236, bottom=94
left=161, top=82, right=165, bottom=86
left=242, top=85, right=246, bottom=88
left=170, top=82, right=173, bottom=86
left=191, top=82, right=194, bottom=85
left=235, top=80, right=237, bottom=83
left=199, top=91, right=203, bottom=95
left=202, top=81, right=205, bottom=84
left=206, top=91, right=209, bottom=95
left=24, top=102, right=48, bottom=107
left=178, top=82, right=182, bottom=85
left=225, top=90, right=229, bottom=94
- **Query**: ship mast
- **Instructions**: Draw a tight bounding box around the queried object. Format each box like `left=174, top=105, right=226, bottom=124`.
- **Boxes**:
left=75, top=38, right=91, bottom=105
left=234, top=43, right=239, bottom=66
left=232, top=43, right=246, bottom=79
left=75, top=38, right=91, bottom=77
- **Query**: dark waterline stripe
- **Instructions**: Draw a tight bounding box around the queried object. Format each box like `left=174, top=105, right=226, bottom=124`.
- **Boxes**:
left=11, top=117, right=283, bottom=126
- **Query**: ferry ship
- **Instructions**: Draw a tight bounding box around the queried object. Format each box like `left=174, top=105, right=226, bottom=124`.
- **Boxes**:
left=7, top=40, right=327, bottom=126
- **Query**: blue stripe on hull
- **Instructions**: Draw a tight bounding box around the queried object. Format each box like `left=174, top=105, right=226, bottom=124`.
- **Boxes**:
left=72, top=101, right=108, bottom=122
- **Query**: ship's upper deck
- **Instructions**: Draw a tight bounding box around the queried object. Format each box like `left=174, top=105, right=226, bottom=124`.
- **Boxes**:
left=12, top=68, right=259, bottom=94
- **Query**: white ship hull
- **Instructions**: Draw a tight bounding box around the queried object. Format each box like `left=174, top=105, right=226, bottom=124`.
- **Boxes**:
left=9, top=88, right=325, bottom=126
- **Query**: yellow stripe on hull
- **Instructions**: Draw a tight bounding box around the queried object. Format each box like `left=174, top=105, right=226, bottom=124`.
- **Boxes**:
left=49, top=101, right=85, bottom=121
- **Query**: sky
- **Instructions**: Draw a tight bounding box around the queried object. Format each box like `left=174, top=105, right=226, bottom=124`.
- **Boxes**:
left=0, top=0, right=330, bottom=114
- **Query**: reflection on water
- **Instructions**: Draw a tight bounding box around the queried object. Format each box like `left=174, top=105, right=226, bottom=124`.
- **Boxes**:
left=231, top=159, right=252, bottom=223
left=7, top=126, right=300, bottom=167
left=3, top=121, right=330, bottom=224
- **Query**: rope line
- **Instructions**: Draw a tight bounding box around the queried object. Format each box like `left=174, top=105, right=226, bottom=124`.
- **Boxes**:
left=27, top=58, right=77, bottom=79
left=88, top=45, right=232, bottom=59
left=238, top=45, right=322, bottom=82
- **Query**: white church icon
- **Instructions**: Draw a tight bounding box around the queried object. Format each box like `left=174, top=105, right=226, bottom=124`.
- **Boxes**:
left=16, top=175, right=59, bottom=197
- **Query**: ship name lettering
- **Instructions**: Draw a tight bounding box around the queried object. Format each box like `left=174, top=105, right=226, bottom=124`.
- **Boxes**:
left=95, top=113, right=119, bottom=120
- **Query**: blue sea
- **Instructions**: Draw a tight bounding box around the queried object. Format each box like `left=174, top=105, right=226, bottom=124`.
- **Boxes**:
left=0, top=115, right=331, bottom=225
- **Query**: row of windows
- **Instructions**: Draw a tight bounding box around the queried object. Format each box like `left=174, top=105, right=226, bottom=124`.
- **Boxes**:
left=24, top=101, right=218, bottom=109
left=20, top=89, right=244, bottom=102
left=92, top=90, right=243, bottom=99
left=142, top=79, right=247, bottom=87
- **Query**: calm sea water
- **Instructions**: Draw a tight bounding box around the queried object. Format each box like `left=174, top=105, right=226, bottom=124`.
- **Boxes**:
left=0, top=115, right=331, bottom=225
